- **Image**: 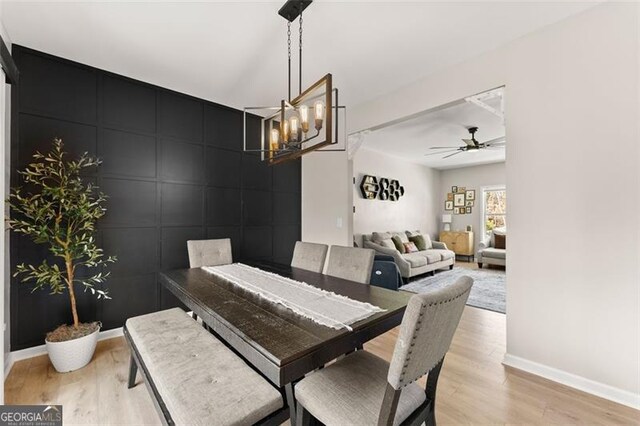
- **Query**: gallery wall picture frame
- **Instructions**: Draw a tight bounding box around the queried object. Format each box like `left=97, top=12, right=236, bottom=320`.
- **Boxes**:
left=451, top=186, right=458, bottom=193
left=454, top=193, right=465, bottom=207
left=457, top=186, right=466, bottom=194
left=454, top=207, right=460, bottom=214
left=445, top=201, right=453, bottom=210
left=447, top=193, right=453, bottom=201
left=466, top=207, right=472, bottom=214
left=466, top=189, right=476, bottom=200
left=466, top=200, right=474, bottom=207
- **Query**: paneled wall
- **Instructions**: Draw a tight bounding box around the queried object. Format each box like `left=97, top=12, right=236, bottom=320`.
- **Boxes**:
left=10, top=46, right=300, bottom=350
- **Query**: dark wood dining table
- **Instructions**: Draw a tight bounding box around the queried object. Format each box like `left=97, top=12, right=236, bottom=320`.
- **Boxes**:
left=159, top=261, right=412, bottom=425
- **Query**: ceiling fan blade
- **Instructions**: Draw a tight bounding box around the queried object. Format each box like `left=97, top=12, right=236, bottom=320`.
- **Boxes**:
left=424, top=149, right=459, bottom=156
left=462, top=138, right=476, bottom=147
left=443, top=150, right=464, bottom=159
left=483, top=136, right=506, bottom=146
left=429, top=146, right=461, bottom=149
left=486, top=141, right=506, bottom=147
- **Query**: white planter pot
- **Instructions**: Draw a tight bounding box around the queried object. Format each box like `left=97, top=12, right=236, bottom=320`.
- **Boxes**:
left=45, top=327, right=99, bottom=373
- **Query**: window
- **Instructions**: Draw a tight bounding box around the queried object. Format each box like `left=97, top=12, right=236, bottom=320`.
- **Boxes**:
left=482, top=187, right=506, bottom=237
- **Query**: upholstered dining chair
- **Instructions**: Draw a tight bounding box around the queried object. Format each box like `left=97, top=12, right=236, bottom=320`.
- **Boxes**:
left=294, top=276, right=473, bottom=426
left=326, top=245, right=376, bottom=284
left=187, top=238, right=233, bottom=268
left=291, top=241, right=329, bottom=273
left=186, top=238, right=233, bottom=325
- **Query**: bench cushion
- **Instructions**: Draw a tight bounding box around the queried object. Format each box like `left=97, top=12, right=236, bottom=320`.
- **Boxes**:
left=125, top=308, right=282, bottom=426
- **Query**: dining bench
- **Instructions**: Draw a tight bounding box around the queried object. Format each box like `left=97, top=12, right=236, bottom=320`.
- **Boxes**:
left=124, top=308, right=287, bottom=426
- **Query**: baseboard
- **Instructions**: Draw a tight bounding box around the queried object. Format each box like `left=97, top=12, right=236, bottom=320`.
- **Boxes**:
left=4, top=327, right=124, bottom=379
left=503, top=353, right=640, bottom=410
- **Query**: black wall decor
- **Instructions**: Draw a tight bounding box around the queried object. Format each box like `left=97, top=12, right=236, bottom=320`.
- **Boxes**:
left=10, top=46, right=301, bottom=350
left=359, top=175, right=404, bottom=201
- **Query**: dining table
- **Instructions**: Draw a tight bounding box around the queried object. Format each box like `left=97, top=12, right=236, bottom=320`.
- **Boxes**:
left=159, top=260, right=412, bottom=425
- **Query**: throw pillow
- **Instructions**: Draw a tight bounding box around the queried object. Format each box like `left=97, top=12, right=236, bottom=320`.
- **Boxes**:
left=372, top=231, right=392, bottom=243
left=391, top=235, right=406, bottom=253
left=393, top=232, right=409, bottom=243
left=494, top=234, right=506, bottom=249
left=380, top=239, right=395, bottom=249
left=409, top=235, right=427, bottom=251
left=403, top=242, right=419, bottom=253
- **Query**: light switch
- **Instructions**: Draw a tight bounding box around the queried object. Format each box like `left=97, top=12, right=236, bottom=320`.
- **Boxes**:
left=336, top=217, right=343, bottom=228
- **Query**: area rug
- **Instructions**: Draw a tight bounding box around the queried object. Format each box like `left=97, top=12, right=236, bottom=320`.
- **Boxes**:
left=401, top=267, right=506, bottom=314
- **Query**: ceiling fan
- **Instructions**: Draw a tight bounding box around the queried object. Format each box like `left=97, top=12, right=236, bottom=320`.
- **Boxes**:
left=425, top=127, right=505, bottom=159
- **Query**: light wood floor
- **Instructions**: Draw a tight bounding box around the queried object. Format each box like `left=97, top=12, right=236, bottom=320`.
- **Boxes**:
left=5, top=264, right=638, bottom=424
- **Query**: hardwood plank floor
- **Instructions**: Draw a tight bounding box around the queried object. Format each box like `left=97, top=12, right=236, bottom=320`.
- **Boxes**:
left=5, top=306, right=638, bottom=424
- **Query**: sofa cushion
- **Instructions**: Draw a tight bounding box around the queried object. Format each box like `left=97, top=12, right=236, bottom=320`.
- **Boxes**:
left=481, top=248, right=506, bottom=259
left=401, top=253, right=428, bottom=268
left=391, top=236, right=406, bottom=253
left=494, top=234, right=506, bottom=249
left=423, top=249, right=455, bottom=261
left=421, top=252, right=441, bottom=264
left=372, top=232, right=392, bottom=243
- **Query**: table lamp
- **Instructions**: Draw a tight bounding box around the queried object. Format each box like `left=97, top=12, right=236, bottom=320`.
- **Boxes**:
left=442, top=214, right=452, bottom=231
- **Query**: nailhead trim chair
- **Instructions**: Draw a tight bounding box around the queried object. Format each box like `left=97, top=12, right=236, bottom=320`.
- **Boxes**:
left=291, top=241, right=329, bottom=273
left=325, top=245, right=376, bottom=284
left=187, top=238, right=233, bottom=268
left=294, top=276, right=473, bottom=426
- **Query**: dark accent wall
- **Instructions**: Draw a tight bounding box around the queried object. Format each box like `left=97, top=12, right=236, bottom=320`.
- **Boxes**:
left=10, top=46, right=301, bottom=350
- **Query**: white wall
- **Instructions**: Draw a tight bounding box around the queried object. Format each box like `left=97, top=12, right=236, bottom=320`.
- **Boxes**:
left=0, top=0, right=11, bottom=403
left=439, top=162, right=506, bottom=248
left=302, top=150, right=353, bottom=247
left=346, top=2, right=639, bottom=407
left=352, top=147, right=440, bottom=246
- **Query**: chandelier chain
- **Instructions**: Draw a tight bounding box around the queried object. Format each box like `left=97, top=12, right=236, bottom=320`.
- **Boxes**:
left=299, top=6, right=303, bottom=95
left=287, top=21, right=291, bottom=100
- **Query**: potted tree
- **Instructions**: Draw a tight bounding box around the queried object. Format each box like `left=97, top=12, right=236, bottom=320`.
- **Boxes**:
left=8, top=138, right=116, bottom=372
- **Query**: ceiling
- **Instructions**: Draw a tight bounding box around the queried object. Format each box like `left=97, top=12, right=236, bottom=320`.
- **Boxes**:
left=361, top=93, right=505, bottom=170
left=2, top=1, right=598, bottom=111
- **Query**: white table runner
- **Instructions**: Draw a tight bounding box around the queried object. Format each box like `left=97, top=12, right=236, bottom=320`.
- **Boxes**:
left=202, top=263, right=385, bottom=330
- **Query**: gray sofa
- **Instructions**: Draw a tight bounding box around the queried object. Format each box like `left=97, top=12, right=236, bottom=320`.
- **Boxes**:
left=363, top=231, right=455, bottom=279
left=477, top=228, right=506, bottom=268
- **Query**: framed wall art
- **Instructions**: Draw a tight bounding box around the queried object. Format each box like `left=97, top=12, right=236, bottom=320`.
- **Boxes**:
left=466, top=189, right=476, bottom=200
left=445, top=200, right=453, bottom=210
left=454, top=193, right=465, bottom=207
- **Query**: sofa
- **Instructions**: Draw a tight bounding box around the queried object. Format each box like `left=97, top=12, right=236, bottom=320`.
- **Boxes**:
left=477, top=228, right=506, bottom=268
left=363, top=231, right=455, bottom=280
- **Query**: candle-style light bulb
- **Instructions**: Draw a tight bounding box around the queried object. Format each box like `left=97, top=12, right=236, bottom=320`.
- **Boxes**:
left=299, top=105, right=310, bottom=134
left=290, top=115, right=299, bottom=142
left=283, top=120, right=289, bottom=143
left=270, top=128, right=279, bottom=151
left=314, top=100, right=324, bottom=131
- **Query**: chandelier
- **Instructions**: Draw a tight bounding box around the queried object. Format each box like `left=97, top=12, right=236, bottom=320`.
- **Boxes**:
left=243, top=0, right=345, bottom=165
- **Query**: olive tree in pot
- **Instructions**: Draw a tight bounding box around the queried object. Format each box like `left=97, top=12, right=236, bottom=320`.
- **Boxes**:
left=8, top=138, right=116, bottom=373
